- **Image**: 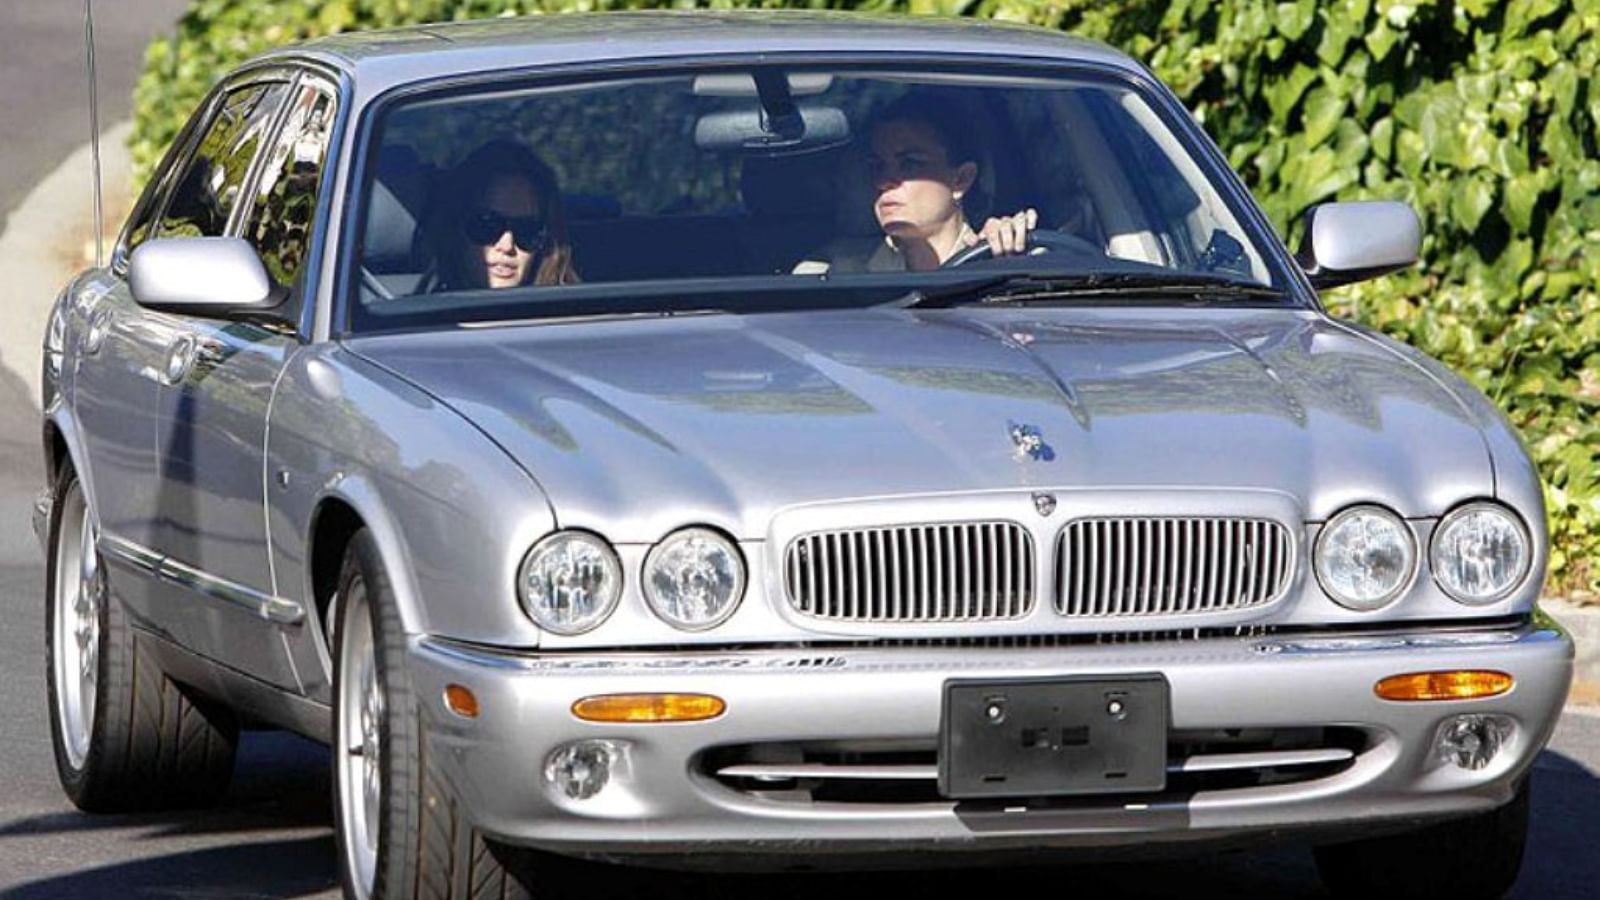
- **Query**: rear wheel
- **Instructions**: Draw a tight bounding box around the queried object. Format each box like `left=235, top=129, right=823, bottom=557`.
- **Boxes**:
left=45, top=468, right=237, bottom=811
left=332, top=528, right=536, bottom=900
left=1314, top=779, right=1529, bottom=900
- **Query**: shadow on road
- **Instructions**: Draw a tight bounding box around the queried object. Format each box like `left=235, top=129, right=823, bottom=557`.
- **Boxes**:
left=0, top=834, right=336, bottom=899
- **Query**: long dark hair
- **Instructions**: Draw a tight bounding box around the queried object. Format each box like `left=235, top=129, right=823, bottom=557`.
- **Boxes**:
left=440, top=139, right=579, bottom=287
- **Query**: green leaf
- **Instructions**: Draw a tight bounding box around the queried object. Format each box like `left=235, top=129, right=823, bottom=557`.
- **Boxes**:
left=1264, top=64, right=1319, bottom=119
left=1300, top=85, right=1348, bottom=146
left=1274, top=0, right=1316, bottom=40
left=1503, top=171, right=1545, bottom=232
left=1449, top=175, right=1496, bottom=232
left=1364, top=19, right=1399, bottom=61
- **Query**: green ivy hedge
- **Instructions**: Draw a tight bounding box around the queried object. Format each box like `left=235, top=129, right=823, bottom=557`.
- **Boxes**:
left=131, top=0, right=1600, bottom=596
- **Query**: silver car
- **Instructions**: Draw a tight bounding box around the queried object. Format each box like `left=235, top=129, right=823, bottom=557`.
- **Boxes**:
left=36, top=11, right=1572, bottom=900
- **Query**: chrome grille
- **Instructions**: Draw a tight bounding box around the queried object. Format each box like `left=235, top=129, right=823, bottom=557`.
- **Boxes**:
left=784, top=522, right=1035, bottom=622
left=1056, top=517, right=1292, bottom=617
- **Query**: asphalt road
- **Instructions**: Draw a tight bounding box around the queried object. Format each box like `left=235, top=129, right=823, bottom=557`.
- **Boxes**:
left=0, top=3, right=1596, bottom=898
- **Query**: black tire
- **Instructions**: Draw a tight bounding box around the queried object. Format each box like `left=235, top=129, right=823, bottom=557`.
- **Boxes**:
left=45, top=466, right=237, bottom=812
left=332, top=528, right=536, bottom=900
left=1314, top=779, right=1530, bottom=900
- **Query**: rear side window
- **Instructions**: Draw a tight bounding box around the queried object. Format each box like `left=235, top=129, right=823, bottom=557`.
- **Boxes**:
left=243, top=79, right=338, bottom=287
left=158, top=81, right=289, bottom=239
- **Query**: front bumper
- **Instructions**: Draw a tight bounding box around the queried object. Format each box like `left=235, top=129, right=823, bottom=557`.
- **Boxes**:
left=411, top=620, right=1571, bottom=865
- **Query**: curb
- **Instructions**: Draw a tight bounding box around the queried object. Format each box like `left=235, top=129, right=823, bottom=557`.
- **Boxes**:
left=1543, top=598, right=1600, bottom=706
left=0, top=121, right=133, bottom=410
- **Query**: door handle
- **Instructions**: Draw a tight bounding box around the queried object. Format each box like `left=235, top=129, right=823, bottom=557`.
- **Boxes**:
left=162, top=335, right=197, bottom=385
left=81, top=306, right=114, bottom=356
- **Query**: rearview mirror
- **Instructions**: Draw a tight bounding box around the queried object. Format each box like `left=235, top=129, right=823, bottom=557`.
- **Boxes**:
left=1295, top=200, right=1421, bottom=290
left=128, top=237, right=284, bottom=317
left=695, top=106, right=851, bottom=154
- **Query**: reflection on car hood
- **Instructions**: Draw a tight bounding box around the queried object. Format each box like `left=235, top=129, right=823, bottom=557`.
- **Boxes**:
left=349, top=306, right=1493, bottom=541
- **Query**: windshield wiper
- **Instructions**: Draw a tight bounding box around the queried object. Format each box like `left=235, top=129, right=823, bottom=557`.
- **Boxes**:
left=896, top=272, right=1287, bottom=309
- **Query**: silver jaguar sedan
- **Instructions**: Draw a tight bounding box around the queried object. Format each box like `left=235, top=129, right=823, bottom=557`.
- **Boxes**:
left=36, top=11, right=1572, bottom=900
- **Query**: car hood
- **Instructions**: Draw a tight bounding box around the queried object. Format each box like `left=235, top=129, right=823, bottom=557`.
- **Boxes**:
left=348, top=306, right=1494, bottom=541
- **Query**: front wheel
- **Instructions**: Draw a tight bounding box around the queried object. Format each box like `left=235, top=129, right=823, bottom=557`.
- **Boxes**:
left=332, top=528, right=535, bottom=900
left=1313, top=779, right=1530, bottom=900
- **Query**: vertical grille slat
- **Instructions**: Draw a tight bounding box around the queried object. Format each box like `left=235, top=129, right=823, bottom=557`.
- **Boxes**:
left=1054, top=517, right=1291, bottom=618
left=784, top=522, right=1035, bottom=622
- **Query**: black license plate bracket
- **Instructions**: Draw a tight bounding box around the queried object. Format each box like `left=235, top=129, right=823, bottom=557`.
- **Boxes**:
left=939, top=674, right=1169, bottom=799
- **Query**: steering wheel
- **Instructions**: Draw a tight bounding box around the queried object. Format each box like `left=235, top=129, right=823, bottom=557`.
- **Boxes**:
left=942, top=228, right=1103, bottom=268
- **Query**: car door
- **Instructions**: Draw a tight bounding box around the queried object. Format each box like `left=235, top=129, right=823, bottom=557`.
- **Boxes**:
left=72, top=81, right=287, bottom=640
left=151, top=71, right=338, bottom=688
left=93, top=75, right=292, bottom=660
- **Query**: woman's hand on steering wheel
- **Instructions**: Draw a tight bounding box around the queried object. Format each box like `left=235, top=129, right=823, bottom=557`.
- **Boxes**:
left=966, top=207, right=1039, bottom=257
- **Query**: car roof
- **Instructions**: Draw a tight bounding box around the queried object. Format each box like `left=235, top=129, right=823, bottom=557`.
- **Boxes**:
left=259, top=10, right=1140, bottom=99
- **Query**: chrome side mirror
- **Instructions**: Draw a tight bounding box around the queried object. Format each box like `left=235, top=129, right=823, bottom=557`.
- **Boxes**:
left=128, top=236, right=281, bottom=316
left=1296, top=201, right=1421, bottom=290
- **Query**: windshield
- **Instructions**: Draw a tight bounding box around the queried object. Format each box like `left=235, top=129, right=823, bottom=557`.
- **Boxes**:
left=348, top=64, right=1290, bottom=332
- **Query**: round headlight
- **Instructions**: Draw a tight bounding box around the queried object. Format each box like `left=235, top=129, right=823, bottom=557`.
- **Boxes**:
left=1430, top=503, right=1530, bottom=604
left=1315, top=505, right=1416, bottom=611
left=517, top=531, right=621, bottom=635
left=642, top=528, right=745, bottom=631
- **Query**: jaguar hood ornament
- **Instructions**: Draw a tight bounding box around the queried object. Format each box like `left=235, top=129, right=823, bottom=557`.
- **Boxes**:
left=1009, top=421, right=1055, bottom=462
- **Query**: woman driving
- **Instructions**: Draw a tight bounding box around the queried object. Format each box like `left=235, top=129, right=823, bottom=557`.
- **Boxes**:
left=796, top=93, right=1037, bottom=274
left=436, top=139, right=580, bottom=289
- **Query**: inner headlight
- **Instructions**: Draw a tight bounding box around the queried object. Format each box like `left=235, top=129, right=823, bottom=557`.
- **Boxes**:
left=517, top=531, right=621, bottom=635
left=1430, top=502, right=1530, bottom=604
left=643, top=527, right=745, bottom=630
left=1315, top=505, right=1416, bottom=610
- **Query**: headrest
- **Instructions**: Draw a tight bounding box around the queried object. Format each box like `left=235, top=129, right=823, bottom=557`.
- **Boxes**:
left=740, top=151, right=842, bottom=219
left=362, top=144, right=430, bottom=269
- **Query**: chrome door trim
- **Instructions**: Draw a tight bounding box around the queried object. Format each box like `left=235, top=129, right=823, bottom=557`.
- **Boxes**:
left=99, top=533, right=305, bottom=625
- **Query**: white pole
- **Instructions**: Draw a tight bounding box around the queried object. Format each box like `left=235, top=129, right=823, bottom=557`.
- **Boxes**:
left=84, top=0, right=104, bottom=268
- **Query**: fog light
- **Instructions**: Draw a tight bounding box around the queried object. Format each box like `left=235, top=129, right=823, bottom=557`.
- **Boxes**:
left=1435, top=714, right=1514, bottom=770
left=543, top=740, right=622, bottom=800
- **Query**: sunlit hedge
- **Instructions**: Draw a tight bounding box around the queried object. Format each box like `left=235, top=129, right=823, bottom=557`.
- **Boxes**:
left=131, top=0, right=1600, bottom=596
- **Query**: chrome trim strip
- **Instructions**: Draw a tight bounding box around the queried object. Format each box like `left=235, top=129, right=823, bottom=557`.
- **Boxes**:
left=97, top=534, right=304, bottom=625
left=32, top=490, right=53, bottom=550
left=718, top=763, right=939, bottom=781
left=1173, top=748, right=1353, bottom=773
left=100, top=534, right=164, bottom=572
left=714, top=748, right=1355, bottom=783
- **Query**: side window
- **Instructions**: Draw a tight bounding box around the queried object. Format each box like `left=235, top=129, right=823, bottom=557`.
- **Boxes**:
left=119, top=100, right=214, bottom=260
left=158, top=81, right=290, bottom=239
left=243, top=80, right=337, bottom=287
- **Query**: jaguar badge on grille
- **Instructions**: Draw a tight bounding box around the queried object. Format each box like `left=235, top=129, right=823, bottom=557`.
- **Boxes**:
left=1009, top=421, right=1054, bottom=461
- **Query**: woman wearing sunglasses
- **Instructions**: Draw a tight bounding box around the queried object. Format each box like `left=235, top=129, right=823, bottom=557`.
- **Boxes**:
left=438, top=139, right=580, bottom=289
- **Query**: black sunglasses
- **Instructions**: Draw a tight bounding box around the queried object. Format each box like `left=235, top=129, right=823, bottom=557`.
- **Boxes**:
left=461, top=209, right=550, bottom=252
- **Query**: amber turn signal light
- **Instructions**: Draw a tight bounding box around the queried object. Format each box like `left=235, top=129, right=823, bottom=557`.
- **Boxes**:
left=444, top=684, right=480, bottom=718
left=571, top=693, right=726, bottom=723
left=1375, top=670, right=1513, bottom=701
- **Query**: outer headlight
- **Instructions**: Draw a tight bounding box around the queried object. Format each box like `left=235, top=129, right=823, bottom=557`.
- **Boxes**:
left=1315, top=505, right=1416, bottom=611
left=642, top=527, right=745, bottom=631
left=1430, top=502, right=1530, bottom=604
left=517, top=531, right=621, bottom=635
